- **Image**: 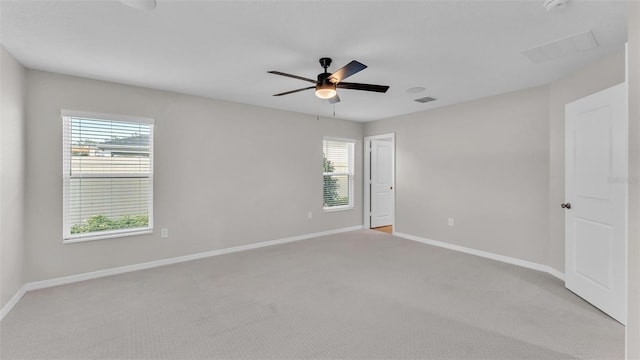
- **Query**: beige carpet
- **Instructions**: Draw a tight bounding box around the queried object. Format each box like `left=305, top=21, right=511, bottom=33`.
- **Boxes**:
left=0, top=230, right=624, bottom=359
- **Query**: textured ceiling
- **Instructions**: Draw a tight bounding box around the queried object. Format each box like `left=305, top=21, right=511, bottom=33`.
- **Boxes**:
left=0, top=0, right=628, bottom=122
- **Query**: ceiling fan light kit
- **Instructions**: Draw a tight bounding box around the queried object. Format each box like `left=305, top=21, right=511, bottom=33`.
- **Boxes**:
left=268, top=57, right=389, bottom=104
left=315, top=83, right=337, bottom=99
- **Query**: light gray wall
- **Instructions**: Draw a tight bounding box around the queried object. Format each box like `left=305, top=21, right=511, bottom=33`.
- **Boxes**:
left=364, top=51, right=625, bottom=273
left=0, top=45, right=26, bottom=307
left=25, top=70, right=363, bottom=282
left=626, top=1, right=640, bottom=357
left=547, top=50, right=626, bottom=273
left=365, top=86, right=551, bottom=265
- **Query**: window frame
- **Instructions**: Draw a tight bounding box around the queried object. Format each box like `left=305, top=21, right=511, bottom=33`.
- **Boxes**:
left=61, top=110, right=154, bottom=244
left=322, top=137, right=356, bottom=212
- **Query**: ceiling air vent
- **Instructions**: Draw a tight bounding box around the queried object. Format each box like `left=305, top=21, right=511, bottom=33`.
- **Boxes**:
left=414, top=96, right=437, bottom=103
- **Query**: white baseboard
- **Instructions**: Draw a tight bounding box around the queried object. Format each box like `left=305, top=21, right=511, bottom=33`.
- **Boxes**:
left=0, top=285, right=27, bottom=322
left=394, top=231, right=565, bottom=281
left=1, top=225, right=363, bottom=321
left=3, top=226, right=563, bottom=322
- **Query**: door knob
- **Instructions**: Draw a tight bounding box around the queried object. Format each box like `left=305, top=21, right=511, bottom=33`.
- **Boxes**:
left=561, top=202, right=571, bottom=209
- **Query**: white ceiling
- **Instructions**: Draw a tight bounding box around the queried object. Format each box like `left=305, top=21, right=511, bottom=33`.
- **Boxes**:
left=0, top=0, right=628, bottom=122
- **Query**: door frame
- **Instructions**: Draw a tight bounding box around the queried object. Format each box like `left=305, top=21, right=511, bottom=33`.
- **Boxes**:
left=364, top=133, right=395, bottom=231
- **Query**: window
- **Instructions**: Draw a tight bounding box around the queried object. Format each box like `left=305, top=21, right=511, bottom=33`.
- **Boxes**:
left=62, top=110, right=154, bottom=243
left=323, top=138, right=355, bottom=211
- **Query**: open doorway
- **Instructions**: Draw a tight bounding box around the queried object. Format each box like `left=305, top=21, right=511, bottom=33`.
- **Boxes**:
left=364, top=133, right=395, bottom=234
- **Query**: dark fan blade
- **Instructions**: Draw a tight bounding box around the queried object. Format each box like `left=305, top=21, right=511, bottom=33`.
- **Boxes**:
left=268, top=71, right=317, bottom=84
left=328, top=60, right=367, bottom=84
left=328, top=94, right=341, bottom=104
left=273, top=86, right=315, bottom=96
left=337, top=82, right=389, bottom=93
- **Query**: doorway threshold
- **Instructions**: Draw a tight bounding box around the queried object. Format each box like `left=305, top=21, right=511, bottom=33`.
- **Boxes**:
left=372, top=225, right=392, bottom=234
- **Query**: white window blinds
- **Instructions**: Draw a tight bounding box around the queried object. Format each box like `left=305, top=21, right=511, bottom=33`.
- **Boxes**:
left=62, top=111, right=154, bottom=242
left=323, top=138, right=355, bottom=210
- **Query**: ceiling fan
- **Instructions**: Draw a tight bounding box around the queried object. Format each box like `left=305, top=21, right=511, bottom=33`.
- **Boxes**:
left=268, top=58, right=389, bottom=104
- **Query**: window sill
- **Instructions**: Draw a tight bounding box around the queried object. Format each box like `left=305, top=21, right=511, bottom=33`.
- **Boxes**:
left=63, top=228, right=153, bottom=244
left=323, top=205, right=354, bottom=213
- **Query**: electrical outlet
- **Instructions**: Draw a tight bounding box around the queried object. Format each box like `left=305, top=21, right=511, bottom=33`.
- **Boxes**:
left=161, top=228, right=169, bottom=238
left=307, top=211, right=313, bottom=219
left=448, top=218, right=454, bottom=227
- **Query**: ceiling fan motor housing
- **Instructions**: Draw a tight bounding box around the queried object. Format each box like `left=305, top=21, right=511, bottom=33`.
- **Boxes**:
left=317, top=72, right=332, bottom=84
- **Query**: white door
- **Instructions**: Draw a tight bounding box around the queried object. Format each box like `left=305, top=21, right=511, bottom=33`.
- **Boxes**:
left=371, top=139, right=394, bottom=228
left=565, top=83, right=627, bottom=324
